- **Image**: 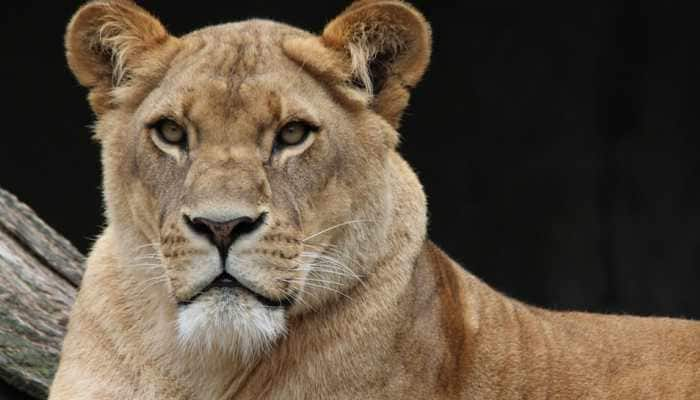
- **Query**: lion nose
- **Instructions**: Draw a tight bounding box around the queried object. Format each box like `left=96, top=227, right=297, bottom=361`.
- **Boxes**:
left=185, top=213, right=266, bottom=256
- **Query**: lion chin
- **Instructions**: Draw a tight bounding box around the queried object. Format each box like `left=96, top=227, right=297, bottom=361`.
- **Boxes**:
left=176, top=287, right=287, bottom=361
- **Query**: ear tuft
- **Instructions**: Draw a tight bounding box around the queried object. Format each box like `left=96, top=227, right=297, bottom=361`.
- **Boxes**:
left=65, top=0, right=174, bottom=114
left=321, top=1, right=432, bottom=127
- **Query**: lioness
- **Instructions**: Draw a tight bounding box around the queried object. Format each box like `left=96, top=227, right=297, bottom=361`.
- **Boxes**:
left=50, top=1, right=700, bottom=399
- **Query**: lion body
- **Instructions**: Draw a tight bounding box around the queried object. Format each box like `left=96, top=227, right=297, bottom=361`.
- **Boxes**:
left=52, top=230, right=700, bottom=399
left=50, top=1, right=700, bottom=399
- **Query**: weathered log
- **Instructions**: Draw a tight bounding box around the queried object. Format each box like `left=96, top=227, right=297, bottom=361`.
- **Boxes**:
left=0, top=187, right=85, bottom=399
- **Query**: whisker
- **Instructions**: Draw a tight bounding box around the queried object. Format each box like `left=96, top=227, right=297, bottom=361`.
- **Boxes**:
left=297, top=263, right=357, bottom=279
left=301, top=243, right=364, bottom=270
left=302, top=243, right=360, bottom=267
left=277, top=277, right=344, bottom=287
left=283, top=280, right=352, bottom=301
left=299, top=251, right=367, bottom=289
left=280, top=287, right=316, bottom=311
left=291, top=292, right=315, bottom=310
left=302, top=220, right=371, bottom=242
left=283, top=279, right=321, bottom=310
left=296, top=266, right=353, bottom=279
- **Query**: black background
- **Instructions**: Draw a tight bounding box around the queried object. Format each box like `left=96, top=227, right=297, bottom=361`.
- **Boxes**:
left=1, top=1, right=699, bottom=397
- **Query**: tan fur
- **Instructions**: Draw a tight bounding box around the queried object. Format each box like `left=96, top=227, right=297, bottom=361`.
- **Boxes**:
left=51, top=1, right=700, bottom=399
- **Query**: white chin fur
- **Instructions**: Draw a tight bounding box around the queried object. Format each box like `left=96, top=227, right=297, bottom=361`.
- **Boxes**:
left=176, top=291, right=286, bottom=362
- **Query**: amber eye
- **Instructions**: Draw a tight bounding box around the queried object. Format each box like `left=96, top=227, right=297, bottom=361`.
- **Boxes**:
left=154, top=119, right=187, bottom=146
left=276, top=121, right=314, bottom=148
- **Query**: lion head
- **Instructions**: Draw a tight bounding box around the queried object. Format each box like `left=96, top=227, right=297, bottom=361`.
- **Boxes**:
left=65, top=0, right=430, bottom=361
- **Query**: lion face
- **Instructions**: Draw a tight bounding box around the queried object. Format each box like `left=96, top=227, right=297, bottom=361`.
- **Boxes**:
left=106, top=22, right=389, bottom=359
left=66, top=1, right=430, bottom=360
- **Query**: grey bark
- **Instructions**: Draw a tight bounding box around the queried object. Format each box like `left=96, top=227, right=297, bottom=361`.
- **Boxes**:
left=0, top=187, right=84, bottom=399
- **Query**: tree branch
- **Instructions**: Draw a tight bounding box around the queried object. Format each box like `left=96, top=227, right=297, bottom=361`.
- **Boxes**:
left=0, top=187, right=85, bottom=399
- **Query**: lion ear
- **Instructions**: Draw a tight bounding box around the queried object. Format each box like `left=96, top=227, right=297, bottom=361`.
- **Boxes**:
left=320, top=0, right=432, bottom=128
left=65, top=0, right=176, bottom=114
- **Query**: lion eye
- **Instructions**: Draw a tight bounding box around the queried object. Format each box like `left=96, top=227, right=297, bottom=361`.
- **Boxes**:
left=276, top=121, right=313, bottom=148
left=155, top=119, right=187, bottom=146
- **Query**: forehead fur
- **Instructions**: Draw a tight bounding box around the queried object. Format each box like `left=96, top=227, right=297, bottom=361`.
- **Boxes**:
left=181, top=19, right=312, bottom=72
left=133, top=20, right=336, bottom=133
left=171, top=20, right=311, bottom=88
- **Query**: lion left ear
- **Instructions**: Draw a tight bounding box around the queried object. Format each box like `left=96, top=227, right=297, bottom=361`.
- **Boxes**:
left=320, top=0, right=432, bottom=128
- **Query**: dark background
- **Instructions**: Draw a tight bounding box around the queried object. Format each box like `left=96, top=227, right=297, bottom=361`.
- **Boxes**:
left=1, top=1, right=699, bottom=397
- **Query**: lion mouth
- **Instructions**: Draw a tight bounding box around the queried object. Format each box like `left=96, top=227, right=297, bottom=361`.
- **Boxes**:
left=181, top=272, right=293, bottom=308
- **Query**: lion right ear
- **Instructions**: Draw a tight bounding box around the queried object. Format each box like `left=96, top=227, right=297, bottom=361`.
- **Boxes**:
left=65, top=0, right=177, bottom=114
left=320, top=0, right=432, bottom=128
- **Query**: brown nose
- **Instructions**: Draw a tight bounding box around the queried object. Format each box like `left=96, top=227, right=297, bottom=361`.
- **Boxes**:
left=185, top=213, right=266, bottom=256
